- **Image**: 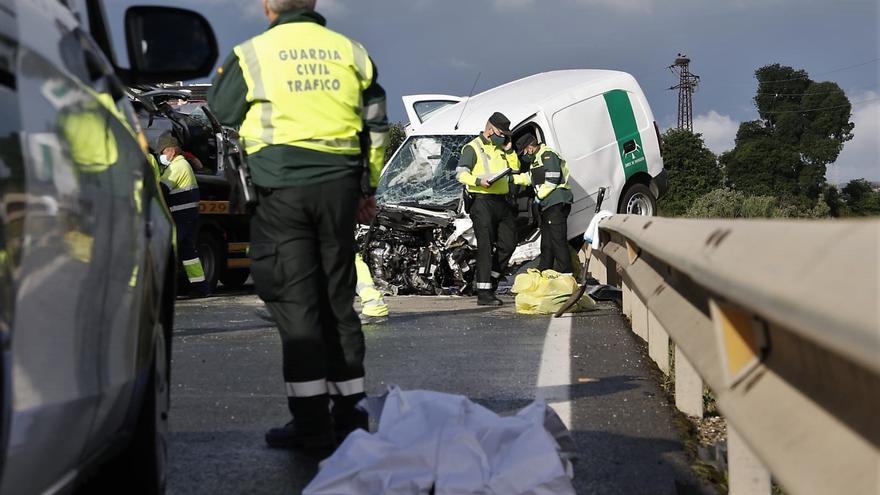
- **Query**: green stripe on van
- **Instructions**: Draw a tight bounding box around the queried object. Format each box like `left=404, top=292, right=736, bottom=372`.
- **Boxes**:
left=604, top=90, right=648, bottom=179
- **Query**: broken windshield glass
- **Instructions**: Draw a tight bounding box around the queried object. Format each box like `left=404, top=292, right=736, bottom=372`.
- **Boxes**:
left=377, top=135, right=475, bottom=208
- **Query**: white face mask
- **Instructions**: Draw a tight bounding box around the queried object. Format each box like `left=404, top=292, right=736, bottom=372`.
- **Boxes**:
left=159, top=154, right=171, bottom=166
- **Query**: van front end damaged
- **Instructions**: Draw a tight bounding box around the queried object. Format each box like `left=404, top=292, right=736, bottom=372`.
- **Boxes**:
left=357, top=205, right=477, bottom=295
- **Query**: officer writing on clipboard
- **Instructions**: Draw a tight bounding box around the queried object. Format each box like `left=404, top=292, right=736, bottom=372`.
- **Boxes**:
left=456, top=112, right=520, bottom=307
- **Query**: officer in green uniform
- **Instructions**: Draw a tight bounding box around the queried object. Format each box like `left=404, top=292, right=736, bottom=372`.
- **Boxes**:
left=513, top=133, right=574, bottom=273
left=457, top=112, right=520, bottom=306
left=208, top=0, right=389, bottom=451
left=156, top=135, right=208, bottom=295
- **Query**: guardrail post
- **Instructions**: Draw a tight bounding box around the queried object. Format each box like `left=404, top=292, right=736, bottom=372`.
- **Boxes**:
left=674, top=346, right=703, bottom=418
left=728, top=426, right=772, bottom=495
left=648, top=311, right=670, bottom=373
left=589, top=252, right=608, bottom=285
left=631, top=290, right=648, bottom=341
left=622, top=281, right=633, bottom=318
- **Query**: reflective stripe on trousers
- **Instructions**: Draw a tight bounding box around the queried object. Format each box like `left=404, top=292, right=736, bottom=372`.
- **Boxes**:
left=285, top=379, right=328, bottom=398
left=327, top=377, right=365, bottom=397
left=183, top=257, right=205, bottom=283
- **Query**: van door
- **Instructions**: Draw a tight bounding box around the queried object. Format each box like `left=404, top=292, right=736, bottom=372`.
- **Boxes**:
left=549, top=90, right=651, bottom=237
left=401, top=95, right=462, bottom=129
left=549, top=95, right=621, bottom=238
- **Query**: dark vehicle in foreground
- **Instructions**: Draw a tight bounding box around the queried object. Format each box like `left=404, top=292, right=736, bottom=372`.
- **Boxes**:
left=130, top=87, right=251, bottom=292
left=0, top=0, right=218, bottom=492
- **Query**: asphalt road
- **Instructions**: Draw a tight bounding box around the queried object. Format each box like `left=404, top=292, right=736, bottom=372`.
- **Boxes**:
left=168, top=287, right=708, bottom=494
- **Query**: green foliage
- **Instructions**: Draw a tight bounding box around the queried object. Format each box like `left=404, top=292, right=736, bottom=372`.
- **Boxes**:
left=723, top=64, right=854, bottom=203
left=685, top=188, right=832, bottom=219
left=841, top=179, right=880, bottom=216
left=823, top=184, right=843, bottom=217
left=384, top=122, right=407, bottom=164
left=658, top=129, right=723, bottom=216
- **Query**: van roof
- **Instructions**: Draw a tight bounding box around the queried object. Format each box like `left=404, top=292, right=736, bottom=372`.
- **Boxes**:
left=411, top=69, right=639, bottom=136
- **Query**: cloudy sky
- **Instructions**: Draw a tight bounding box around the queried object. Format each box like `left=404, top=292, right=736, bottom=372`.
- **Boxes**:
left=106, top=0, right=879, bottom=183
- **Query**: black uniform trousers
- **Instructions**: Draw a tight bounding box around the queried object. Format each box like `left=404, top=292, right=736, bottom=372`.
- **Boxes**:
left=173, top=208, right=207, bottom=294
left=248, top=175, right=365, bottom=430
left=470, top=194, right=517, bottom=291
left=538, top=203, right=573, bottom=273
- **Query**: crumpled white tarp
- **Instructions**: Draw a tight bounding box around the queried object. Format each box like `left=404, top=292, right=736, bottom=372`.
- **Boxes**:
left=303, top=387, right=577, bottom=495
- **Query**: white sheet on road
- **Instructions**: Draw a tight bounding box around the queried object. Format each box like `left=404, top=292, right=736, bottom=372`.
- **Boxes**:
left=303, top=387, right=577, bottom=495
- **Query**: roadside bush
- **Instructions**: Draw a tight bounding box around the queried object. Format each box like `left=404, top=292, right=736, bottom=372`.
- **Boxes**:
left=685, top=188, right=832, bottom=219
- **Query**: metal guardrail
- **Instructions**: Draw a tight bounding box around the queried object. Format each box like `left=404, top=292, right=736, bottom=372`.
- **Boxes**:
left=588, top=215, right=879, bottom=495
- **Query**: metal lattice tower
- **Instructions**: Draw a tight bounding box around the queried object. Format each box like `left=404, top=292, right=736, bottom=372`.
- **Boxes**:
left=668, top=54, right=700, bottom=131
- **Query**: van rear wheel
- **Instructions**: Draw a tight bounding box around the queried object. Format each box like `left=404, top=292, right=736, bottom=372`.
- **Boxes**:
left=619, top=184, right=656, bottom=216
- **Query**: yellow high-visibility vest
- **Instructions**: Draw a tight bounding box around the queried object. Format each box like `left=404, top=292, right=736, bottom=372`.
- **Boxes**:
left=234, top=22, right=374, bottom=156
left=459, top=137, right=519, bottom=195
left=532, top=144, right=570, bottom=200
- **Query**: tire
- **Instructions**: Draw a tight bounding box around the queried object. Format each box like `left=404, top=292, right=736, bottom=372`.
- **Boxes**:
left=219, top=269, right=250, bottom=289
left=618, top=183, right=656, bottom=216
left=197, top=230, right=223, bottom=294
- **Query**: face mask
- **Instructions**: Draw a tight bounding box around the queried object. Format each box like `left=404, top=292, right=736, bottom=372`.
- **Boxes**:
left=159, top=154, right=171, bottom=166
left=490, top=134, right=506, bottom=147
left=520, top=153, right=535, bottom=164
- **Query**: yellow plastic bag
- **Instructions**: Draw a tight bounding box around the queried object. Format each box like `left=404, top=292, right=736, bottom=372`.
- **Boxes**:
left=511, top=269, right=543, bottom=294
left=512, top=269, right=596, bottom=315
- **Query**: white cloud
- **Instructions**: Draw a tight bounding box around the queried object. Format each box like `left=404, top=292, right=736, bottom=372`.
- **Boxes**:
left=693, top=110, right=739, bottom=154
left=829, top=91, right=880, bottom=184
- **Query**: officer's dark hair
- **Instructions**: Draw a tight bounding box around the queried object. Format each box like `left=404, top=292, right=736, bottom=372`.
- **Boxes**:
left=267, top=0, right=316, bottom=13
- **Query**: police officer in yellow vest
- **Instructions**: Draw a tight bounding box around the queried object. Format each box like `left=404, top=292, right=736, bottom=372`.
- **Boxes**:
left=513, top=133, right=574, bottom=273
left=156, top=135, right=208, bottom=296
left=457, top=112, right=520, bottom=306
left=209, top=0, right=388, bottom=451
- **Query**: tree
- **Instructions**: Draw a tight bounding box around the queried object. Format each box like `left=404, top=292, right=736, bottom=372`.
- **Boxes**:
left=658, top=129, right=723, bottom=216
left=723, top=64, right=854, bottom=204
left=384, top=122, right=407, bottom=164
left=841, top=179, right=880, bottom=216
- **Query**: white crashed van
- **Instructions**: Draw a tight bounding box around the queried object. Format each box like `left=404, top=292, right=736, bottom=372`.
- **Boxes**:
left=364, top=70, right=667, bottom=295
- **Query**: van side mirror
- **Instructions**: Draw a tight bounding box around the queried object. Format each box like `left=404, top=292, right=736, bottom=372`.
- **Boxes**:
left=124, top=6, right=218, bottom=84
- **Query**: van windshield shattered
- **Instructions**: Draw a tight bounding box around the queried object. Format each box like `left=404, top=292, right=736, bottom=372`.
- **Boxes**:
left=376, top=135, right=476, bottom=209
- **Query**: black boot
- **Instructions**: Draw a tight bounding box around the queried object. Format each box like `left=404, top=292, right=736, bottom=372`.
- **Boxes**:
left=265, top=419, right=335, bottom=451
left=332, top=394, right=369, bottom=443
left=477, top=290, right=503, bottom=306
left=254, top=306, right=276, bottom=323
left=267, top=396, right=334, bottom=451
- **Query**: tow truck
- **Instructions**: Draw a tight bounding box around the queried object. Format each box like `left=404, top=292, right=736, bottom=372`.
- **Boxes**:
left=130, top=86, right=251, bottom=292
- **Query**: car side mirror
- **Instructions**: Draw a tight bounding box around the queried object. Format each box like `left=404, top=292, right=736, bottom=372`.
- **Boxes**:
left=124, top=6, right=218, bottom=84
